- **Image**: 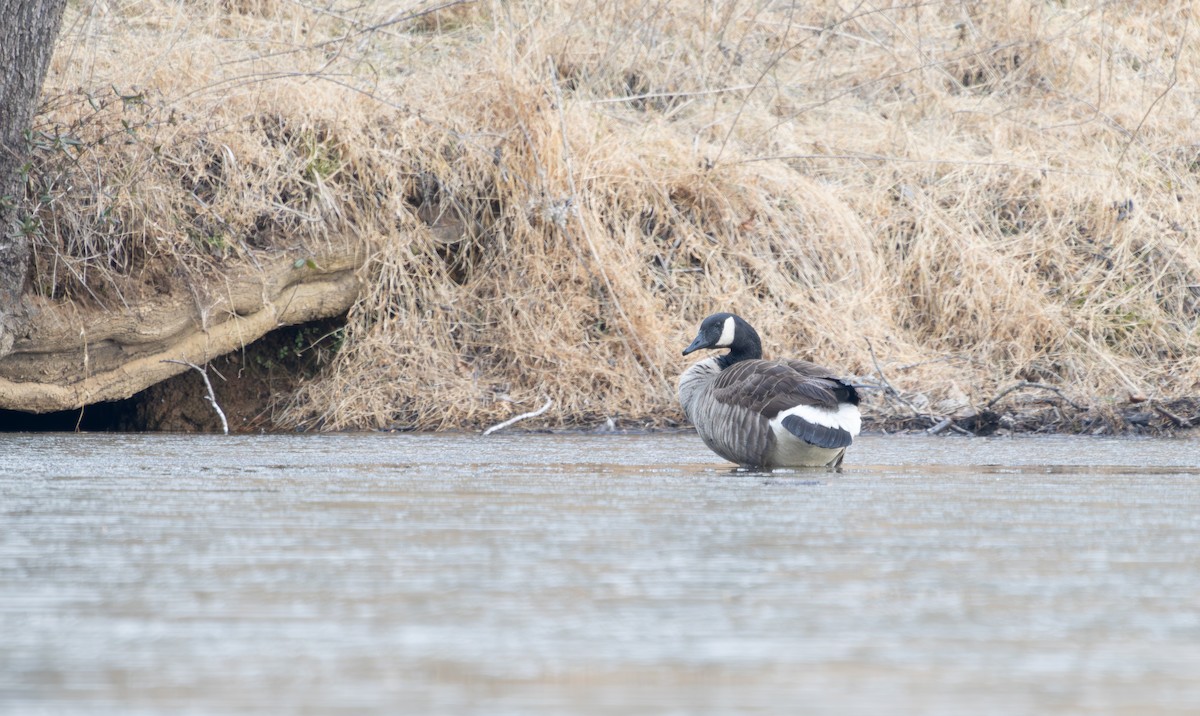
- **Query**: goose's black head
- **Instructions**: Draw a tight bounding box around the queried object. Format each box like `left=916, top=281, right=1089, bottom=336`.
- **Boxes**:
left=682, top=312, right=763, bottom=367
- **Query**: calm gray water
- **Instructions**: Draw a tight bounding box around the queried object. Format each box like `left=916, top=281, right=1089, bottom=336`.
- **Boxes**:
left=2, top=432, right=1199, bottom=715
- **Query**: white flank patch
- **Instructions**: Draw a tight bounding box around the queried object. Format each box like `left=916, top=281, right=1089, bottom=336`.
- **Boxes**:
left=716, top=316, right=736, bottom=347
left=770, top=402, right=862, bottom=437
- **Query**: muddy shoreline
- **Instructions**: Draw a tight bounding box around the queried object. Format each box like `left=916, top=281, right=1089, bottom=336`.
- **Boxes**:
left=384, top=399, right=1200, bottom=439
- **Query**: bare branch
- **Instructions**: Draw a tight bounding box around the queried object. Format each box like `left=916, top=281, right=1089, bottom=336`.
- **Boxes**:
left=1116, top=14, right=1187, bottom=172
left=985, top=381, right=1085, bottom=411
left=926, top=417, right=952, bottom=435
left=587, top=84, right=755, bottom=105
left=483, top=398, right=553, bottom=436
left=161, top=359, right=229, bottom=435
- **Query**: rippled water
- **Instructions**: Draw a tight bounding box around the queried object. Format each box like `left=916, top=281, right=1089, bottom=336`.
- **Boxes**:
left=2, top=432, right=1199, bottom=715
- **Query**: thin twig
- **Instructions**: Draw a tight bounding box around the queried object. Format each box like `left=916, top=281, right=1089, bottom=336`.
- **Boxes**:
left=735, top=152, right=1104, bottom=177
left=866, top=340, right=972, bottom=433
left=1116, top=15, right=1186, bottom=172
left=892, top=355, right=961, bottom=372
left=483, top=398, right=553, bottom=436
left=985, top=381, right=1085, bottom=411
left=712, top=5, right=804, bottom=166
left=220, top=0, right=477, bottom=67
left=865, top=338, right=927, bottom=418
left=586, top=85, right=755, bottom=105
left=161, top=359, right=229, bottom=435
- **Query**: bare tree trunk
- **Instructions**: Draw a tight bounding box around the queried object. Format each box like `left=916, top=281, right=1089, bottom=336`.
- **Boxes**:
left=0, top=0, right=68, bottom=355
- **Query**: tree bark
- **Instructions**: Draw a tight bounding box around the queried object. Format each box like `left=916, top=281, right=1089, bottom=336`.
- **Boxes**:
left=0, top=0, right=68, bottom=356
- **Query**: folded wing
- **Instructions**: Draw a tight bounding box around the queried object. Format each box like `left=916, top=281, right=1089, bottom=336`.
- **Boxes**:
left=712, top=360, right=860, bottom=450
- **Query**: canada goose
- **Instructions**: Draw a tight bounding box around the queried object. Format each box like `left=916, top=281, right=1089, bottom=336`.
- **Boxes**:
left=678, top=313, right=861, bottom=469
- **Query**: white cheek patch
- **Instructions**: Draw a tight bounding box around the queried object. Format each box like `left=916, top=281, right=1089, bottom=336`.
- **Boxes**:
left=716, top=316, right=736, bottom=347
left=771, top=402, right=862, bottom=437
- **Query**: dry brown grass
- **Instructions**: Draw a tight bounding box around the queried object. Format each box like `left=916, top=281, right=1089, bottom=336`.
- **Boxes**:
left=22, top=0, right=1200, bottom=430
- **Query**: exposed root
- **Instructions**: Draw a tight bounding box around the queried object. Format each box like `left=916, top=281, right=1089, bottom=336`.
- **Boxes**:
left=161, top=359, right=229, bottom=435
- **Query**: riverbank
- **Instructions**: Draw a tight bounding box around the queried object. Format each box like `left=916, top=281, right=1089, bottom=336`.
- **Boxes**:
left=4, top=1, right=1198, bottom=434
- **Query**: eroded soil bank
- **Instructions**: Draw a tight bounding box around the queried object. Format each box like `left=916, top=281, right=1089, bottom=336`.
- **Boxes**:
left=0, top=243, right=362, bottom=426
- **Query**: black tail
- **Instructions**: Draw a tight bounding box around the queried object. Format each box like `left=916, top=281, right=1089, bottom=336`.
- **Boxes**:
left=832, top=380, right=860, bottom=405
left=781, top=414, right=853, bottom=449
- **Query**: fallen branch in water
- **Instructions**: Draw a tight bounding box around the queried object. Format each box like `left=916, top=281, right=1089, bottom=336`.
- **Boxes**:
left=1151, top=401, right=1193, bottom=428
left=161, top=359, right=229, bottom=435
left=926, top=417, right=953, bottom=435
left=483, top=397, right=553, bottom=436
left=985, top=381, right=1084, bottom=411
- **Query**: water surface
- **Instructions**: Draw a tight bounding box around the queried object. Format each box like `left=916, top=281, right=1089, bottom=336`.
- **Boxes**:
left=2, top=433, right=1199, bottom=715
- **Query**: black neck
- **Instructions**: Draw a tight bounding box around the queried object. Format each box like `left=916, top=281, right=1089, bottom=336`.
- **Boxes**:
left=716, top=317, right=763, bottom=368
